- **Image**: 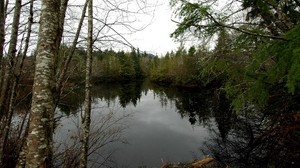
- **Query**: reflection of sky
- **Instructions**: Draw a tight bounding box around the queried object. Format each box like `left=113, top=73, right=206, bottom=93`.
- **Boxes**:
left=55, top=90, right=210, bottom=168
left=112, top=90, right=209, bottom=167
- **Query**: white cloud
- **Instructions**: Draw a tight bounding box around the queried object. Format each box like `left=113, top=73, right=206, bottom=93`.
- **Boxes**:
left=128, top=1, right=179, bottom=55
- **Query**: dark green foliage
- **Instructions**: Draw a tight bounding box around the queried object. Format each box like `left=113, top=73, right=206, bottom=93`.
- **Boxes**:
left=58, top=46, right=150, bottom=82
left=117, top=51, right=136, bottom=80
left=131, top=49, right=144, bottom=78
left=242, top=0, right=300, bottom=30
left=162, top=2, right=300, bottom=166
left=169, top=0, right=300, bottom=112
left=227, top=25, right=300, bottom=110
left=149, top=46, right=204, bottom=86
left=170, top=1, right=223, bottom=39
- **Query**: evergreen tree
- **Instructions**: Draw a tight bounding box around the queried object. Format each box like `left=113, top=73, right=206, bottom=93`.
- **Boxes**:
left=117, top=51, right=135, bottom=80
left=131, top=48, right=144, bottom=78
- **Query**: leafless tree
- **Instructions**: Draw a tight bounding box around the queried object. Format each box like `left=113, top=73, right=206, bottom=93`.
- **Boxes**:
left=80, top=0, right=93, bottom=167
left=0, top=0, right=22, bottom=166
left=54, top=109, right=130, bottom=168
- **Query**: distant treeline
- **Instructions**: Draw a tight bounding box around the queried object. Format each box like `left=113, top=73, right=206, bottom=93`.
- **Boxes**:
left=25, top=45, right=210, bottom=86
left=55, top=45, right=211, bottom=86
left=66, top=47, right=153, bottom=82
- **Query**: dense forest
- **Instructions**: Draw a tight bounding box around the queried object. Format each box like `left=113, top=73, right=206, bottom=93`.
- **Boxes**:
left=0, top=0, right=300, bottom=167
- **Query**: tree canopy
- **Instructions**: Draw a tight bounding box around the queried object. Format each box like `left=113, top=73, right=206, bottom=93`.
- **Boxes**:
left=170, top=0, right=300, bottom=110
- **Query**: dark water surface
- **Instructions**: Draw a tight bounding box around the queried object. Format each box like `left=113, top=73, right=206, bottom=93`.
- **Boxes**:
left=54, top=81, right=218, bottom=167
left=54, top=81, right=300, bottom=168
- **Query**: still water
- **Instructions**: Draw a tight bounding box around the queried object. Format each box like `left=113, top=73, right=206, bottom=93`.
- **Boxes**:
left=54, top=81, right=219, bottom=167
left=109, top=90, right=208, bottom=167
left=54, top=81, right=300, bottom=168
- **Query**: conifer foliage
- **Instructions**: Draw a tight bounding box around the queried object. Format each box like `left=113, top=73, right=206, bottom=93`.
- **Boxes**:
left=169, top=0, right=300, bottom=110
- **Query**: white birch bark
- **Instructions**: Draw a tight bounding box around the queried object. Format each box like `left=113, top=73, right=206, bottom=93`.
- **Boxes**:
left=80, top=0, right=93, bottom=167
left=24, top=0, right=60, bottom=167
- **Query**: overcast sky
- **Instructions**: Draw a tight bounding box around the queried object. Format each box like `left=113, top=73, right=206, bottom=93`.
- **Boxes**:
left=4, top=0, right=179, bottom=56
left=127, top=1, right=179, bottom=55
left=68, top=0, right=179, bottom=56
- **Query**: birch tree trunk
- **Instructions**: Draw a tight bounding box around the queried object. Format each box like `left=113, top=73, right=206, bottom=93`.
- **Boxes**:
left=80, top=0, right=93, bottom=167
left=0, top=0, right=4, bottom=66
left=54, top=0, right=69, bottom=74
left=24, top=0, right=60, bottom=167
left=0, top=0, right=21, bottom=121
left=57, top=0, right=69, bottom=49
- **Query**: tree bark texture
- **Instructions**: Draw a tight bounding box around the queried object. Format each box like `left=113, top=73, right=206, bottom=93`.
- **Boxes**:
left=0, top=0, right=4, bottom=65
left=24, top=0, right=60, bottom=167
left=80, top=0, right=93, bottom=167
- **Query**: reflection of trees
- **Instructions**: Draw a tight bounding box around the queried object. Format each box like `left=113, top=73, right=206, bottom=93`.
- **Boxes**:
left=58, top=87, right=85, bottom=115
left=175, top=89, right=213, bottom=125
left=203, top=110, right=300, bottom=168
left=58, top=81, right=144, bottom=114
left=52, top=81, right=300, bottom=167
left=150, top=84, right=299, bottom=167
left=59, top=82, right=225, bottom=127
left=149, top=84, right=300, bottom=167
left=212, top=91, right=234, bottom=141
left=151, top=85, right=230, bottom=126
left=118, top=81, right=143, bottom=107
left=54, top=110, right=130, bottom=167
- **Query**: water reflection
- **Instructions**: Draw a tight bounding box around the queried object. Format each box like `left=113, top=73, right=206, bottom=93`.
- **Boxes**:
left=58, top=81, right=145, bottom=114
left=203, top=109, right=300, bottom=168
left=56, top=81, right=300, bottom=167
left=59, top=82, right=224, bottom=127
left=118, top=81, right=143, bottom=107
left=57, top=82, right=216, bottom=167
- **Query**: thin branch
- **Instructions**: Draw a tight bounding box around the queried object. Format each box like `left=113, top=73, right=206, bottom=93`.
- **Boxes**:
left=205, top=12, right=288, bottom=41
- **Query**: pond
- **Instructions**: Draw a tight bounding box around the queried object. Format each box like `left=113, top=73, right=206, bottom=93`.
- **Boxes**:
left=53, top=80, right=300, bottom=168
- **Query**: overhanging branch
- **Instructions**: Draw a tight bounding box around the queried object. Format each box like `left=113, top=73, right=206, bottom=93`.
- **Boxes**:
left=205, top=12, right=288, bottom=41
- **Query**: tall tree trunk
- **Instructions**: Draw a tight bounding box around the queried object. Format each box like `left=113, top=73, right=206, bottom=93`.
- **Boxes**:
left=80, top=0, right=93, bottom=167
left=0, top=0, right=4, bottom=66
left=57, top=0, right=68, bottom=50
left=16, top=112, right=31, bottom=168
left=0, top=0, right=6, bottom=94
left=2, top=0, right=34, bottom=156
left=24, top=0, right=60, bottom=167
left=56, top=0, right=88, bottom=103
left=53, top=0, right=69, bottom=74
left=18, top=0, right=34, bottom=74
left=0, top=0, right=22, bottom=120
left=0, top=0, right=22, bottom=166
left=11, top=0, right=34, bottom=166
